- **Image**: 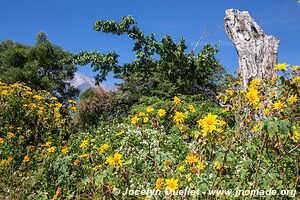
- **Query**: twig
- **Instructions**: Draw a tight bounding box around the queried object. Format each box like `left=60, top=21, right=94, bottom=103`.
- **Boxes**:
left=192, top=24, right=224, bottom=53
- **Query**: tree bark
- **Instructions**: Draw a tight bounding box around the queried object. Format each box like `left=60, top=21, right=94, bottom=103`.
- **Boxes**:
left=224, top=9, right=280, bottom=88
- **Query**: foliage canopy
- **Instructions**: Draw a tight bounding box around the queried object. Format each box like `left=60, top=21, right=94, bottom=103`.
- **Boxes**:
left=0, top=32, right=79, bottom=101
left=73, top=16, right=226, bottom=99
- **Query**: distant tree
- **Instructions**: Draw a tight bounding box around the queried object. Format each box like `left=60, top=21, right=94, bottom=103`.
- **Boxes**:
left=78, top=88, right=131, bottom=127
left=0, top=32, right=79, bottom=101
left=73, top=16, right=226, bottom=100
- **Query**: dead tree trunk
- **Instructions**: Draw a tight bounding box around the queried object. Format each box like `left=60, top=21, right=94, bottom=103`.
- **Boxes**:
left=224, top=9, right=280, bottom=89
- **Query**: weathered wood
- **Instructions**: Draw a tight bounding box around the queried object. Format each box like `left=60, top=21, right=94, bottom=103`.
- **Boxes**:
left=224, top=9, right=280, bottom=88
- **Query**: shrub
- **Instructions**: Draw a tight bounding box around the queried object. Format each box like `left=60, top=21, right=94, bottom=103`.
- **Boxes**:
left=129, top=94, right=223, bottom=135
left=78, top=88, right=133, bottom=127
left=0, top=82, right=77, bottom=169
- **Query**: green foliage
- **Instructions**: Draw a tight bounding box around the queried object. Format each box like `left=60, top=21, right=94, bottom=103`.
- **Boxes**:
left=0, top=32, right=79, bottom=101
left=73, top=16, right=226, bottom=99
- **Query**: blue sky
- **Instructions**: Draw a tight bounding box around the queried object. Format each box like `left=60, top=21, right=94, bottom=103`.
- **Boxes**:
left=1, top=0, right=299, bottom=84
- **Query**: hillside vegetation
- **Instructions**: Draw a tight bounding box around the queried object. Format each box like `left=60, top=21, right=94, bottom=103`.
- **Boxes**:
left=0, top=16, right=299, bottom=200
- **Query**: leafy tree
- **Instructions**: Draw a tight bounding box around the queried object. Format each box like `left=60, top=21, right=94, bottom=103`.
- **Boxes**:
left=0, top=32, right=79, bottom=101
left=73, top=16, right=226, bottom=100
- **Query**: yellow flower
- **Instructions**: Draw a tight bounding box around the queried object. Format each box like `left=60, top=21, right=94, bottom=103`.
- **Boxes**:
left=272, top=100, right=287, bottom=111
left=27, top=145, right=35, bottom=151
left=165, top=178, right=179, bottom=192
left=38, top=107, right=45, bottom=115
left=68, top=99, right=77, bottom=104
left=138, top=112, right=145, bottom=117
left=263, top=109, right=270, bottom=116
left=55, top=103, right=63, bottom=108
left=42, top=141, right=52, bottom=147
left=189, top=104, right=196, bottom=113
left=1, top=90, right=8, bottom=96
left=225, top=89, right=234, bottom=96
left=252, top=123, right=262, bottom=132
left=115, top=130, right=125, bottom=136
left=221, top=106, right=230, bottom=113
left=90, top=138, right=96, bottom=143
left=79, top=154, right=89, bottom=159
left=155, top=178, right=164, bottom=190
left=99, top=144, right=110, bottom=155
left=218, top=120, right=226, bottom=126
left=271, top=76, right=278, bottom=83
left=143, top=117, right=149, bottom=123
left=291, top=65, right=300, bottom=71
left=107, top=183, right=116, bottom=191
left=50, top=96, right=58, bottom=101
left=234, top=81, right=241, bottom=86
left=79, top=139, right=89, bottom=149
left=52, top=187, right=62, bottom=200
left=73, top=159, right=80, bottom=166
left=24, top=86, right=31, bottom=91
left=292, top=76, right=300, bottom=84
left=158, top=109, right=166, bottom=117
left=131, top=116, right=140, bottom=125
left=178, top=165, right=185, bottom=172
left=250, top=79, right=260, bottom=88
left=185, top=154, right=199, bottom=166
left=197, top=162, right=206, bottom=171
left=94, top=164, right=103, bottom=170
left=25, top=103, right=37, bottom=109
left=164, top=159, right=171, bottom=168
left=61, top=146, right=70, bottom=154
left=106, top=153, right=125, bottom=167
left=146, top=107, right=154, bottom=113
left=173, top=111, right=187, bottom=125
left=23, top=155, right=30, bottom=162
left=11, top=83, right=20, bottom=88
left=288, top=95, right=297, bottom=104
left=1, top=160, right=8, bottom=165
left=291, top=130, right=299, bottom=141
left=179, top=124, right=186, bottom=132
left=197, top=113, right=224, bottom=134
left=33, top=95, right=44, bottom=100
left=214, top=161, right=222, bottom=170
left=71, top=106, right=77, bottom=112
left=274, top=63, right=289, bottom=71
left=48, top=146, right=56, bottom=153
left=0, top=137, right=5, bottom=144
left=254, top=103, right=263, bottom=109
left=7, top=156, right=13, bottom=162
left=216, top=93, right=223, bottom=100
left=173, top=96, right=181, bottom=104
left=246, top=87, right=260, bottom=105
